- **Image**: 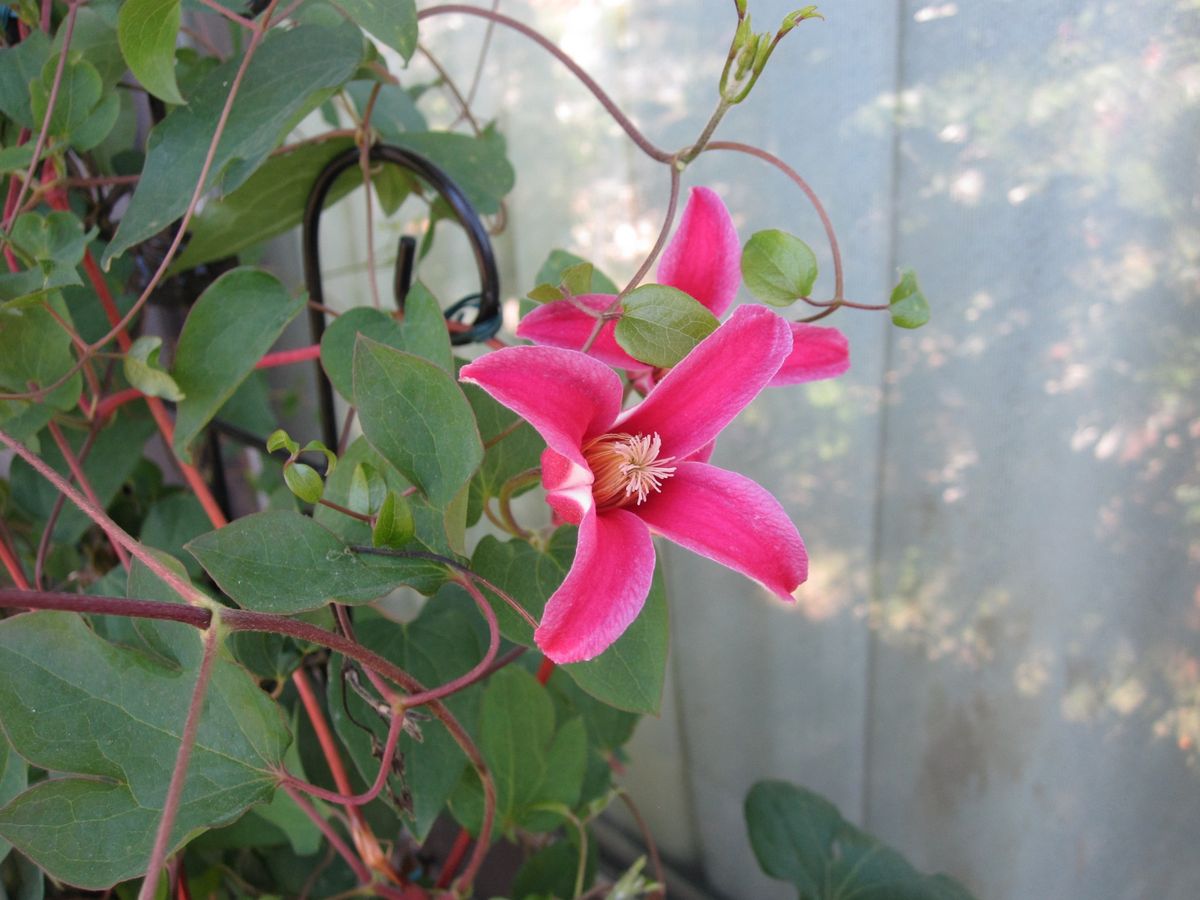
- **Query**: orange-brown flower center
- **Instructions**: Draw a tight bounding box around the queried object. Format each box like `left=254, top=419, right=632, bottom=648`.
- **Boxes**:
left=582, top=432, right=677, bottom=510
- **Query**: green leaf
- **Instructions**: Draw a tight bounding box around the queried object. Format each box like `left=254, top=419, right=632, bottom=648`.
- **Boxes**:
left=614, top=284, right=720, bottom=368
left=138, top=493, right=212, bottom=578
left=0, top=33, right=49, bottom=128
left=172, top=137, right=359, bottom=272
left=0, top=146, right=34, bottom=175
left=337, top=0, right=418, bottom=62
left=745, top=780, right=978, bottom=900
left=561, top=262, right=595, bottom=297
left=0, top=295, right=82, bottom=420
left=534, top=250, right=619, bottom=295
left=118, top=0, right=185, bottom=104
left=327, top=602, right=482, bottom=842
left=28, top=55, right=102, bottom=141
left=0, top=734, right=27, bottom=864
left=283, top=462, right=324, bottom=504
left=470, top=531, right=668, bottom=714
left=741, top=229, right=818, bottom=306
left=266, top=428, right=299, bottom=457
left=0, top=612, right=290, bottom=889
left=67, top=90, right=120, bottom=152
left=348, top=462, right=386, bottom=516
left=186, top=509, right=450, bottom=613
left=372, top=491, right=415, bottom=548
left=53, top=5, right=126, bottom=88
left=458, top=668, right=586, bottom=838
left=320, top=286, right=452, bottom=401
left=353, top=336, right=482, bottom=507
left=170, top=268, right=305, bottom=462
left=2, top=211, right=93, bottom=299
left=389, top=127, right=515, bottom=215
left=889, top=268, right=931, bottom=329
left=123, top=335, right=185, bottom=401
left=346, top=80, right=427, bottom=138
left=104, top=22, right=364, bottom=265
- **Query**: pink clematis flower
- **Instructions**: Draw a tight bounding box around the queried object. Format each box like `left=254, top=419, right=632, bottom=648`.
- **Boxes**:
left=460, top=305, right=808, bottom=663
left=517, top=186, right=851, bottom=387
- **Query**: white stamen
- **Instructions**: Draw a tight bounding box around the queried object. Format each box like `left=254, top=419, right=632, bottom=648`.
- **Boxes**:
left=612, top=433, right=676, bottom=504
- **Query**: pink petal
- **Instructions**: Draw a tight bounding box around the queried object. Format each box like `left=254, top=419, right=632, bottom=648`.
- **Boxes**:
left=770, top=323, right=851, bottom=386
left=541, top=446, right=593, bottom=525
left=459, top=345, right=622, bottom=467
left=657, top=187, right=742, bottom=317
left=636, top=461, right=807, bottom=599
left=536, top=508, right=656, bottom=663
left=517, top=295, right=651, bottom=372
left=616, top=305, right=792, bottom=460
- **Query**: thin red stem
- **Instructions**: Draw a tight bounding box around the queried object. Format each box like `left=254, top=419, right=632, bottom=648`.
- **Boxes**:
left=417, top=4, right=672, bottom=163
left=280, top=709, right=403, bottom=807
left=0, top=588, right=213, bottom=626
left=47, top=421, right=131, bottom=570
left=435, top=829, right=473, bottom=890
left=282, top=783, right=373, bottom=885
left=0, top=429, right=203, bottom=603
left=0, top=535, right=31, bottom=591
left=705, top=140, right=845, bottom=300
left=138, top=628, right=221, bottom=900
left=255, top=345, right=323, bottom=368
left=536, top=657, right=556, bottom=686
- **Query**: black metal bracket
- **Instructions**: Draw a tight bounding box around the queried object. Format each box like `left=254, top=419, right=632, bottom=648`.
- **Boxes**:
left=302, top=143, right=503, bottom=448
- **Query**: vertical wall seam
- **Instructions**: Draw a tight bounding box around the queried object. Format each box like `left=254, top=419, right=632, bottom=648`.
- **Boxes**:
left=860, top=0, right=910, bottom=831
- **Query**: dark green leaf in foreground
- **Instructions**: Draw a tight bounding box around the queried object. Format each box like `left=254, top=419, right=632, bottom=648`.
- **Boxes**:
left=470, top=530, right=668, bottom=714
left=117, top=0, right=185, bottom=104
left=889, top=268, right=931, bottom=329
left=615, top=284, right=720, bottom=368
left=321, top=283, right=452, bottom=400
left=338, top=0, right=418, bottom=62
left=353, top=336, right=482, bottom=508
left=171, top=137, right=358, bottom=272
left=171, top=268, right=305, bottom=462
left=741, top=229, right=818, bottom=306
left=187, top=509, right=449, bottom=613
left=0, top=733, right=26, bottom=864
left=452, top=667, right=587, bottom=839
left=103, top=22, right=364, bottom=264
left=745, top=780, right=977, bottom=900
left=0, top=612, right=289, bottom=889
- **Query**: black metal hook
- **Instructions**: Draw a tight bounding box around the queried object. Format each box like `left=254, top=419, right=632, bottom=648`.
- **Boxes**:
left=302, top=143, right=503, bottom=448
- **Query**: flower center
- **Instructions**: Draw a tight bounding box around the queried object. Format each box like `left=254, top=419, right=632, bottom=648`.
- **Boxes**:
left=583, top=432, right=677, bottom=509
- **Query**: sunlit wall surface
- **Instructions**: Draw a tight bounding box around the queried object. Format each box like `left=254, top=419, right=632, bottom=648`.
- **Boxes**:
left=322, top=1, right=1200, bottom=896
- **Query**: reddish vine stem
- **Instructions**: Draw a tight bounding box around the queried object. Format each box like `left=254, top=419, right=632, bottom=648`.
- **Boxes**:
left=138, top=627, right=221, bottom=900
left=358, top=82, right=384, bottom=311
left=280, top=708, right=403, bottom=807
left=704, top=140, right=845, bottom=301
left=256, top=344, right=323, bottom=368
left=417, top=4, right=673, bottom=164
left=0, top=429, right=204, bottom=603
left=0, top=589, right=212, bottom=626
left=34, top=421, right=101, bottom=588
left=580, top=165, right=682, bottom=354
left=401, top=574, right=501, bottom=708
left=282, top=783, right=374, bottom=885
left=46, top=421, right=131, bottom=570
left=0, top=533, right=31, bottom=591
left=616, top=788, right=666, bottom=900
left=292, top=666, right=389, bottom=879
